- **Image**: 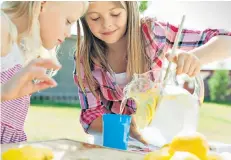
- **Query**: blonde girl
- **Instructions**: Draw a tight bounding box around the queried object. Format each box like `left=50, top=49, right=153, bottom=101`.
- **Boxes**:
left=1, top=1, right=88, bottom=144
left=74, top=1, right=231, bottom=145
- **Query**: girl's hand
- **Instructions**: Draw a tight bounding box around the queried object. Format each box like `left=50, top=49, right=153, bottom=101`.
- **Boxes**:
left=1, top=58, right=61, bottom=101
left=130, top=115, right=148, bottom=145
left=166, top=49, right=202, bottom=77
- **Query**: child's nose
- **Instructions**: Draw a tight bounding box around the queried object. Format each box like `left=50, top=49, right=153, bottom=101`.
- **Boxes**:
left=103, top=19, right=113, bottom=29
left=104, top=23, right=112, bottom=29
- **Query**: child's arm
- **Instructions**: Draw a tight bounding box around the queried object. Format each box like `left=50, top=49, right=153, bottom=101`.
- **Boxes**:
left=189, top=35, right=231, bottom=65
left=1, top=58, right=61, bottom=101
left=164, top=23, right=231, bottom=76
left=166, top=33, right=231, bottom=76
left=143, top=18, right=231, bottom=76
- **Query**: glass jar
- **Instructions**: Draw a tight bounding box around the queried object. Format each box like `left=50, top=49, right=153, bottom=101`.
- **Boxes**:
left=123, top=68, right=204, bottom=144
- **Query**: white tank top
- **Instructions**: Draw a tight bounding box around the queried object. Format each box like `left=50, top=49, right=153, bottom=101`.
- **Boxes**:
left=114, top=72, right=127, bottom=88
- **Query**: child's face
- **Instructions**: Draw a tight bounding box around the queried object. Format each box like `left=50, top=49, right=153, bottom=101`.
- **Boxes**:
left=85, top=2, right=127, bottom=44
left=39, top=2, right=85, bottom=49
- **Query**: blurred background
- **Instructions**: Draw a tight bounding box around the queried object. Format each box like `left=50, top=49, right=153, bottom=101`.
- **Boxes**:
left=2, top=1, right=230, bottom=144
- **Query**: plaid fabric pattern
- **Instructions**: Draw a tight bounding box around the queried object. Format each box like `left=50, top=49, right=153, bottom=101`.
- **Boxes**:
left=74, top=17, right=231, bottom=133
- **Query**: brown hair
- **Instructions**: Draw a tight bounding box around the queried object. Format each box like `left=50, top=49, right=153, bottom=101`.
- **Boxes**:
left=76, top=1, right=151, bottom=95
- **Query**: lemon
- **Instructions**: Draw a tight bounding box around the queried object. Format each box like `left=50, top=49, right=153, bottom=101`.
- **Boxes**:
left=169, top=132, right=209, bottom=160
left=144, top=147, right=172, bottom=160
left=2, top=145, right=54, bottom=160
left=2, top=148, right=24, bottom=160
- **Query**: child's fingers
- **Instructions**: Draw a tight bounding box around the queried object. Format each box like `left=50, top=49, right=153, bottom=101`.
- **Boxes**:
left=17, top=65, right=47, bottom=84
left=188, top=59, right=199, bottom=77
left=165, top=53, right=177, bottom=64
left=30, top=75, right=57, bottom=93
left=130, top=127, right=148, bottom=145
left=33, top=79, right=57, bottom=92
left=166, top=50, right=201, bottom=77
left=36, top=76, right=57, bottom=86
left=182, top=55, right=192, bottom=74
left=28, top=66, right=47, bottom=79
left=188, top=63, right=197, bottom=77
left=191, top=66, right=201, bottom=77
left=19, top=65, right=57, bottom=94
left=176, top=55, right=185, bottom=75
left=29, top=67, right=57, bottom=86
left=30, top=58, right=62, bottom=70
left=130, top=117, right=148, bottom=145
left=187, top=57, right=201, bottom=77
left=32, top=68, right=57, bottom=85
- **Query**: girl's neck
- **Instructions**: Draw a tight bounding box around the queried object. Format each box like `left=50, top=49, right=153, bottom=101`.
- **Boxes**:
left=107, top=35, right=127, bottom=56
left=106, top=35, right=128, bottom=74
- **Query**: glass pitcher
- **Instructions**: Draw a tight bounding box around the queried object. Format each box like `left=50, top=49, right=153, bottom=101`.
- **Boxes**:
left=122, top=68, right=204, bottom=145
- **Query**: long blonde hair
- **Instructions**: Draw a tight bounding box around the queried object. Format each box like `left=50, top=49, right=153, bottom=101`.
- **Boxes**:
left=1, top=1, right=55, bottom=65
left=76, top=1, right=151, bottom=95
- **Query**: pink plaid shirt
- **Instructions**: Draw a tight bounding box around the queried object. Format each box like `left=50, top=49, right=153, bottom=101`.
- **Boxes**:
left=74, top=18, right=231, bottom=133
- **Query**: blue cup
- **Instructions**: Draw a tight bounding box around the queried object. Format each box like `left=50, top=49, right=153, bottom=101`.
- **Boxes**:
left=102, top=114, right=132, bottom=150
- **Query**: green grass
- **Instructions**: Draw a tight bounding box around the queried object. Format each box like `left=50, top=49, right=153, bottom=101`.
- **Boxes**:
left=25, top=103, right=231, bottom=144
left=25, top=106, right=89, bottom=143
left=30, top=99, right=81, bottom=108
left=198, top=103, right=231, bottom=143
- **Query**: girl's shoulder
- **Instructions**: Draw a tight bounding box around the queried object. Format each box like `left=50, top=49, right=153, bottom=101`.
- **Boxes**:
left=141, top=16, right=157, bottom=25
left=141, top=16, right=158, bottom=30
left=141, top=16, right=167, bottom=33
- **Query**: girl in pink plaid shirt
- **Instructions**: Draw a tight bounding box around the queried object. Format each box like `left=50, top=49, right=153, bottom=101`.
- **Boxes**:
left=74, top=2, right=231, bottom=145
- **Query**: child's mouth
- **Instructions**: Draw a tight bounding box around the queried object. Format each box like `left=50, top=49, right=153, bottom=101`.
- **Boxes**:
left=102, top=30, right=116, bottom=35
left=58, top=39, right=63, bottom=44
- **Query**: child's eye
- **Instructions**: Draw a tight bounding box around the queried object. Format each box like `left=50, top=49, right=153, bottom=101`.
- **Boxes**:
left=91, top=17, right=100, bottom=21
left=66, top=19, right=71, bottom=25
left=111, top=13, right=121, bottom=17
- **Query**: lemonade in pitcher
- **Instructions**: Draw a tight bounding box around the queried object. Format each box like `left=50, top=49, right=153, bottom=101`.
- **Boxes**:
left=122, top=70, right=162, bottom=129
left=122, top=68, right=204, bottom=145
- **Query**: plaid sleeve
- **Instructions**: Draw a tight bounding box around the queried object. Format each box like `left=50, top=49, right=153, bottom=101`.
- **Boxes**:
left=142, top=17, right=231, bottom=65
left=164, top=23, right=231, bottom=51
left=73, top=61, right=108, bottom=133
left=76, top=83, right=106, bottom=133
left=146, top=17, right=231, bottom=51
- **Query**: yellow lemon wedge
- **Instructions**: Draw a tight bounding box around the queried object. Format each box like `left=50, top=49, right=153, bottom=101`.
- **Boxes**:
left=131, top=88, right=159, bottom=129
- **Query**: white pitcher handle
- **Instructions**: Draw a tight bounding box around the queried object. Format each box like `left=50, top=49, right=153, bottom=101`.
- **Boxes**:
left=193, top=75, right=205, bottom=105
